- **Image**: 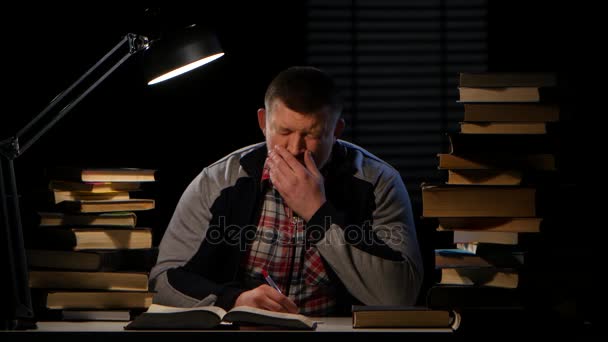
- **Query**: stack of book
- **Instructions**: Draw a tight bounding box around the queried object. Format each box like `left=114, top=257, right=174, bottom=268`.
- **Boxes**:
left=422, top=72, right=560, bottom=315
left=26, top=168, right=158, bottom=321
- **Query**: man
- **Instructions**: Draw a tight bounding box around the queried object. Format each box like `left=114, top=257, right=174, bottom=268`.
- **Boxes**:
left=149, top=66, right=423, bottom=316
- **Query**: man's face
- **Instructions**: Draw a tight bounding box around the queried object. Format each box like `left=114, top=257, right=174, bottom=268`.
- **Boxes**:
left=258, top=99, right=343, bottom=169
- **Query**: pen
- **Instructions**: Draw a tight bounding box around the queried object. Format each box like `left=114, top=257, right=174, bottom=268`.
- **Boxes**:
left=261, top=269, right=282, bottom=294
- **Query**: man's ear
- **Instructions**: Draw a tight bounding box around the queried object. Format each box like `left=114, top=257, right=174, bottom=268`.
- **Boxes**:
left=257, top=108, right=266, bottom=136
left=333, top=118, right=345, bottom=139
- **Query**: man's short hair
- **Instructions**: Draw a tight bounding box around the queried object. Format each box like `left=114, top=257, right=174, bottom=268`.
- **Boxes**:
left=264, top=66, right=343, bottom=120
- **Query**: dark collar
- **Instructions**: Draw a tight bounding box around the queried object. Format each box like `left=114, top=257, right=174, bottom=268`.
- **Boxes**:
left=323, top=141, right=356, bottom=180
left=240, top=144, right=268, bottom=185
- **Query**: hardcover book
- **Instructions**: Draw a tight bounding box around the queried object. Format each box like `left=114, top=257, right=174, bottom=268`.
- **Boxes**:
left=435, top=249, right=525, bottom=268
left=459, top=122, right=549, bottom=135
left=61, top=310, right=132, bottom=321
left=35, top=291, right=154, bottom=310
left=56, top=199, right=155, bottom=213
left=49, top=180, right=142, bottom=193
left=29, top=228, right=152, bottom=250
left=458, top=72, right=557, bottom=88
left=437, top=217, right=542, bottom=233
left=438, top=267, right=519, bottom=289
left=26, top=248, right=158, bottom=271
left=51, top=190, right=130, bottom=204
left=29, top=270, right=149, bottom=291
left=437, top=153, right=556, bottom=171
left=421, top=184, right=536, bottom=217
left=462, top=103, right=560, bottom=122
left=38, top=212, right=138, bottom=228
left=351, top=305, right=460, bottom=329
left=47, top=167, right=156, bottom=182
left=458, top=87, right=555, bottom=103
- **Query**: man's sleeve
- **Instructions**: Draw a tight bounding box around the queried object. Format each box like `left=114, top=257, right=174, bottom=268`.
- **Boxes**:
left=148, top=169, right=245, bottom=309
left=307, top=169, right=424, bottom=305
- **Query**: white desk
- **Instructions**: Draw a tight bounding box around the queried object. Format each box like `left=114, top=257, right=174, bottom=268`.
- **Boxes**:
left=2, top=317, right=453, bottom=341
left=26, top=317, right=451, bottom=333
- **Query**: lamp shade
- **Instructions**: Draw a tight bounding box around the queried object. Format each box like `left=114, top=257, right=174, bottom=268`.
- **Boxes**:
left=145, top=24, right=223, bottom=85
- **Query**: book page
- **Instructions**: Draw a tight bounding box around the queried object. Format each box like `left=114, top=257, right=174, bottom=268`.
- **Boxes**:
left=146, top=303, right=227, bottom=318
left=225, top=306, right=316, bottom=329
left=124, top=304, right=230, bottom=330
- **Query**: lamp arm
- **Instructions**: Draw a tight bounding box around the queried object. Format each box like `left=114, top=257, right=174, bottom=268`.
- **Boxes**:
left=1, top=33, right=149, bottom=160
left=0, top=33, right=148, bottom=330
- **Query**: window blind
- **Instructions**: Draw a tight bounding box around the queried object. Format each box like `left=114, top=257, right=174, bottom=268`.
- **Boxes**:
left=306, top=0, right=488, bottom=210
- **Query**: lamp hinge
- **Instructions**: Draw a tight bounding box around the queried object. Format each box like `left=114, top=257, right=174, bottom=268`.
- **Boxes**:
left=0, top=137, right=20, bottom=160
left=128, top=33, right=150, bottom=54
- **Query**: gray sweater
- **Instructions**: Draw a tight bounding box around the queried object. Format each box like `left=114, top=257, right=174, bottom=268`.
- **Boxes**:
left=149, top=141, right=423, bottom=312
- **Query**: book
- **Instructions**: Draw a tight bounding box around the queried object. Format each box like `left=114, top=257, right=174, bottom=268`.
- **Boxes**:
left=463, top=103, right=560, bottom=122
left=446, top=169, right=560, bottom=187
left=459, top=72, right=557, bottom=88
left=435, top=249, right=491, bottom=268
left=452, top=230, right=521, bottom=245
left=26, top=248, right=158, bottom=271
left=124, top=304, right=318, bottom=330
left=56, top=199, right=155, bottom=213
left=438, top=267, right=519, bottom=288
left=61, top=310, right=132, bottom=321
left=447, top=169, right=523, bottom=185
left=47, top=167, right=156, bottom=182
left=29, top=228, right=152, bottom=250
left=52, top=190, right=130, bottom=204
left=451, top=234, right=539, bottom=252
left=437, top=217, right=542, bottom=233
left=459, top=122, right=549, bottom=135
left=38, top=212, right=137, bottom=227
left=437, top=153, right=556, bottom=171
left=351, top=305, right=460, bottom=329
left=421, top=184, right=536, bottom=217
left=448, top=133, right=555, bottom=155
left=49, top=180, right=142, bottom=193
left=455, top=242, right=526, bottom=256
left=29, top=270, right=149, bottom=291
left=37, top=291, right=153, bottom=310
left=435, top=249, right=524, bottom=268
left=458, top=87, right=554, bottom=103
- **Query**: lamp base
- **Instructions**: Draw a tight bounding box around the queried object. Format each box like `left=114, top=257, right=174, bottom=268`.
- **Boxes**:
left=1, top=318, right=37, bottom=330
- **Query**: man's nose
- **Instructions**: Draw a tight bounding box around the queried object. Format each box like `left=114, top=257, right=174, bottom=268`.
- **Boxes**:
left=286, top=135, right=306, bottom=156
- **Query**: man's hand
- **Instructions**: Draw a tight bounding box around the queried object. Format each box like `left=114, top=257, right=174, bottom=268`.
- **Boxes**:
left=234, top=284, right=298, bottom=313
left=267, top=145, right=326, bottom=221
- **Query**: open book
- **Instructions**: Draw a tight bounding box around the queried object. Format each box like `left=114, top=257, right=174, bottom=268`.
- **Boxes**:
left=124, top=304, right=317, bottom=330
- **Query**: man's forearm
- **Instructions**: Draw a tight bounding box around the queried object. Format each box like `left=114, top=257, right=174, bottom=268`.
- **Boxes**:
left=305, top=201, right=404, bottom=260
left=306, top=201, right=423, bottom=305
left=315, top=225, right=423, bottom=305
left=151, top=267, right=245, bottom=309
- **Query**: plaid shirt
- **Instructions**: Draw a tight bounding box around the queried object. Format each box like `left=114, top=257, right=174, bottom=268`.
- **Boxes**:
left=240, top=162, right=336, bottom=316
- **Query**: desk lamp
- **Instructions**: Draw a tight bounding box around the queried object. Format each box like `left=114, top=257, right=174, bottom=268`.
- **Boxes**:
left=0, top=23, right=223, bottom=330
